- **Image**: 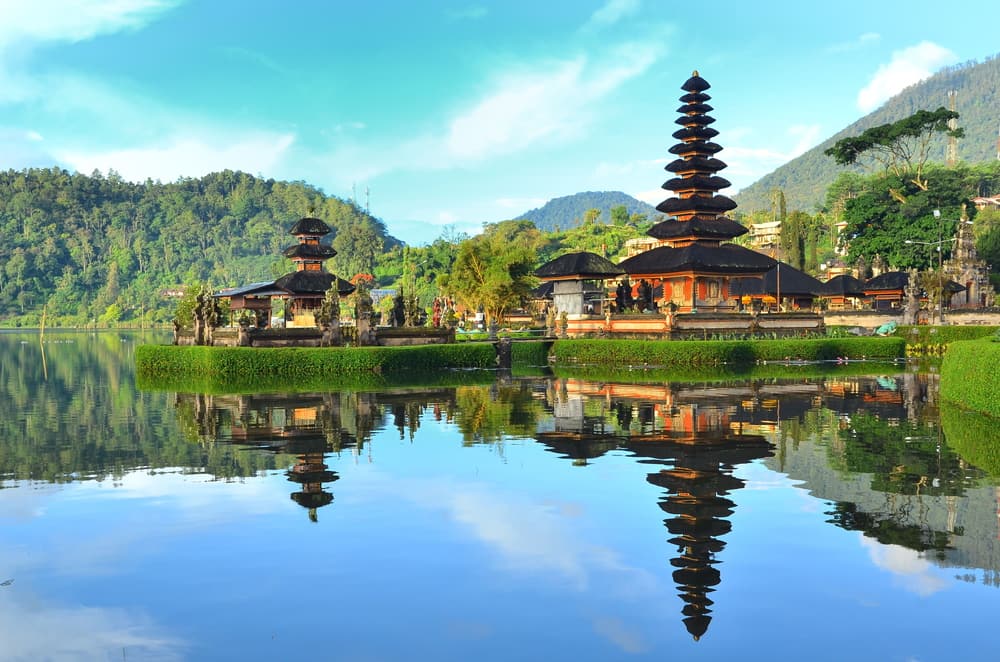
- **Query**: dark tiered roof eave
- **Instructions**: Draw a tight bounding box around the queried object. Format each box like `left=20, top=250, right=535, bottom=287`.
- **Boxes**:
left=289, top=217, right=332, bottom=236
left=864, top=271, right=909, bottom=292
left=646, top=217, right=748, bottom=241
left=620, top=244, right=776, bottom=276
left=818, top=274, right=866, bottom=297
left=535, top=251, right=625, bottom=280
left=273, top=271, right=356, bottom=296
left=282, top=243, right=338, bottom=260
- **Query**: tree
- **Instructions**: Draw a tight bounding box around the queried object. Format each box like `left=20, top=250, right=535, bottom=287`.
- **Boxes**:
left=439, top=223, right=538, bottom=323
left=825, top=107, right=964, bottom=199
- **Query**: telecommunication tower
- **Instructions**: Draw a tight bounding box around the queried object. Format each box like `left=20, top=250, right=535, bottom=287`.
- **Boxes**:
left=946, top=90, right=958, bottom=167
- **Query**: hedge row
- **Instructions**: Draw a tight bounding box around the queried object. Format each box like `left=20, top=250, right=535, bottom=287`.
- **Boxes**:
left=550, top=337, right=904, bottom=368
left=897, top=325, right=999, bottom=345
left=940, top=339, right=1000, bottom=418
left=511, top=340, right=552, bottom=366
left=136, top=343, right=497, bottom=382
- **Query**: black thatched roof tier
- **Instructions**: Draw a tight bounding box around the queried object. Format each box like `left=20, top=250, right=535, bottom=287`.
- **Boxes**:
left=677, top=103, right=713, bottom=114
left=274, top=271, right=356, bottom=296
left=662, top=175, right=731, bottom=192
left=535, top=251, right=625, bottom=279
left=672, top=126, right=719, bottom=141
left=666, top=157, right=727, bottom=173
left=682, top=73, right=711, bottom=92
left=215, top=281, right=287, bottom=298
left=620, top=244, right=776, bottom=275
left=289, top=217, right=332, bottom=236
left=669, top=141, right=723, bottom=156
left=283, top=243, right=337, bottom=260
left=675, top=114, right=715, bottom=127
left=679, top=91, right=711, bottom=103
left=730, top=262, right=823, bottom=296
left=865, top=271, right=909, bottom=291
left=656, top=195, right=737, bottom=215
left=532, top=281, right=554, bottom=299
left=647, top=217, right=747, bottom=241
left=818, top=274, right=865, bottom=296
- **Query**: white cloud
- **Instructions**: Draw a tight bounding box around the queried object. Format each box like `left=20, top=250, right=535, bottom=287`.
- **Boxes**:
left=0, top=596, right=181, bottom=662
left=828, top=32, right=880, bottom=53
left=0, top=0, right=179, bottom=50
left=860, top=535, right=948, bottom=596
left=56, top=132, right=295, bottom=183
left=857, top=41, right=958, bottom=112
left=722, top=123, right=823, bottom=192
left=583, top=0, right=641, bottom=31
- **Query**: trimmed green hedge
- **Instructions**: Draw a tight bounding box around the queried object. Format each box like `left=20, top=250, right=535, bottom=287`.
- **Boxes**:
left=136, top=343, right=496, bottom=382
left=940, top=339, right=1000, bottom=418
left=550, top=337, right=904, bottom=368
left=897, top=325, right=999, bottom=344
left=511, top=340, right=552, bottom=366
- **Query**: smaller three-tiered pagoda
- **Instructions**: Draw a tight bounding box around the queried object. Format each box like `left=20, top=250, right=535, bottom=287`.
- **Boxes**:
left=619, top=72, right=774, bottom=312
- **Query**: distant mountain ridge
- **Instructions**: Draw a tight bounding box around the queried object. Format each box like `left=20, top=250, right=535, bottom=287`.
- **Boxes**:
left=735, top=54, right=1000, bottom=213
left=515, top=190, right=657, bottom=232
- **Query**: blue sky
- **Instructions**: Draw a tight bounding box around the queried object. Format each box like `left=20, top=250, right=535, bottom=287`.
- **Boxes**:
left=1, top=1, right=998, bottom=245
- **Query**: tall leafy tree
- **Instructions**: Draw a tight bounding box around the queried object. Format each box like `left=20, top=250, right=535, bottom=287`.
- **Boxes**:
left=825, top=107, right=964, bottom=200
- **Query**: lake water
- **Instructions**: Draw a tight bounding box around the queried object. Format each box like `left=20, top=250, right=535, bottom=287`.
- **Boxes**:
left=2, top=330, right=999, bottom=661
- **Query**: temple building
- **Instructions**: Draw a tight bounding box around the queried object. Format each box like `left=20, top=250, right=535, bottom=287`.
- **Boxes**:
left=534, top=251, right=624, bottom=315
left=942, top=215, right=995, bottom=308
left=216, top=216, right=354, bottom=328
left=619, top=72, right=775, bottom=312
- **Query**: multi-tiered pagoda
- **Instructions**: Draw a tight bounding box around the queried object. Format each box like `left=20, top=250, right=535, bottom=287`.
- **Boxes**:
left=620, top=72, right=774, bottom=312
left=273, top=217, right=355, bottom=326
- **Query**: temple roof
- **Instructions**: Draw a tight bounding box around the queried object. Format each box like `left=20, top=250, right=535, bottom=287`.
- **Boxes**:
left=675, top=114, right=716, bottom=126
left=677, top=103, right=713, bottom=114
left=662, top=175, right=732, bottom=192
left=672, top=126, right=719, bottom=141
left=283, top=243, right=337, bottom=260
left=532, top=281, right=554, bottom=300
left=730, top=262, right=824, bottom=296
left=289, top=217, right=332, bottom=236
left=680, top=91, right=711, bottom=103
left=864, top=271, right=909, bottom=291
left=682, top=73, right=711, bottom=92
left=666, top=156, right=727, bottom=173
left=214, top=281, right=287, bottom=298
left=817, top=274, right=865, bottom=297
left=646, top=217, right=748, bottom=241
left=535, top=251, right=625, bottom=279
left=669, top=142, right=723, bottom=156
left=656, top=195, right=737, bottom=215
left=620, top=244, right=776, bottom=276
left=273, top=270, right=356, bottom=296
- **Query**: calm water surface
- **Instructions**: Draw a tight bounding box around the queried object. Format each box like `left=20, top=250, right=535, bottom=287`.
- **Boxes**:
left=1, top=331, right=999, bottom=661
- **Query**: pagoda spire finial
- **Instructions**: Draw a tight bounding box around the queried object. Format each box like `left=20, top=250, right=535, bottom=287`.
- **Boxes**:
left=692, top=69, right=699, bottom=77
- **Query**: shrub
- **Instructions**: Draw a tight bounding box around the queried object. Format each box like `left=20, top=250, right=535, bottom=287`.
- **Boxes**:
left=550, top=337, right=904, bottom=368
left=940, top=339, right=1000, bottom=418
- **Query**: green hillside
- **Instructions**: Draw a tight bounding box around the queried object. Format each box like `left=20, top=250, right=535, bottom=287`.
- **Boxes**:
left=515, top=190, right=659, bottom=232
left=736, top=55, right=1000, bottom=212
left=0, top=168, right=398, bottom=326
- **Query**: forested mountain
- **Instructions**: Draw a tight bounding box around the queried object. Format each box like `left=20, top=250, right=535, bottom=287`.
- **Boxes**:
left=0, top=168, right=398, bottom=326
left=736, top=54, right=1000, bottom=212
left=515, top=190, right=658, bottom=232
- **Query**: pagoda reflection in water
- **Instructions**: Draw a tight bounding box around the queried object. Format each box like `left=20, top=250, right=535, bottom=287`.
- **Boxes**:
left=174, top=392, right=376, bottom=522
left=537, top=378, right=782, bottom=640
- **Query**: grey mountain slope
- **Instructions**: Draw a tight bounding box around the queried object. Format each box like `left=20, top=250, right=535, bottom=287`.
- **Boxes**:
left=735, top=55, right=1000, bottom=213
